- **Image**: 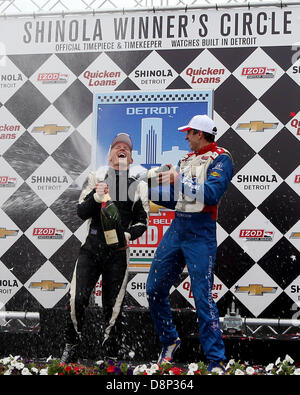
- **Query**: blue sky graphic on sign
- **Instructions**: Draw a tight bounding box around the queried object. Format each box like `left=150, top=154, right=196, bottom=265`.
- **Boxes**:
left=93, top=90, right=213, bottom=172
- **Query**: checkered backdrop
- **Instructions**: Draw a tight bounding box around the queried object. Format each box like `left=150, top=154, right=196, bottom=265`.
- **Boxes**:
left=0, top=5, right=299, bottom=321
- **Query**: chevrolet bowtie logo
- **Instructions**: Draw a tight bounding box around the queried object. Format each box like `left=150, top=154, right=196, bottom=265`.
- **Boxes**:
left=32, top=124, right=70, bottom=135
left=290, top=232, right=300, bottom=239
left=0, top=227, right=19, bottom=238
left=235, top=284, right=277, bottom=296
left=237, top=121, right=278, bottom=132
left=29, top=280, right=67, bottom=291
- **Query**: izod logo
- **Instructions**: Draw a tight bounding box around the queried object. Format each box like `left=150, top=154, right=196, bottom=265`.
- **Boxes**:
left=241, top=67, right=275, bottom=78
left=33, top=228, right=64, bottom=239
left=0, top=176, right=16, bottom=187
left=239, top=229, right=274, bottom=241
left=295, top=175, right=300, bottom=183
left=37, top=72, right=68, bottom=83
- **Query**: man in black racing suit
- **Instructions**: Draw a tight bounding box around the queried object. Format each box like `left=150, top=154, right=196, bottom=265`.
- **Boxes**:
left=61, top=133, right=148, bottom=363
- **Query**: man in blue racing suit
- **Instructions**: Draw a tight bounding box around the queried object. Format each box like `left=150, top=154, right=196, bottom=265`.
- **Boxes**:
left=146, top=115, right=234, bottom=372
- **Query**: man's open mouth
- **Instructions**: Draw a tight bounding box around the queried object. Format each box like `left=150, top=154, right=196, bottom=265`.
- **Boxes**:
left=118, top=153, right=126, bottom=158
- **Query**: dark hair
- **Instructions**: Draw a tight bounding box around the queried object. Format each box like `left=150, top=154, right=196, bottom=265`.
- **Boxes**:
left=202, top=131, right=215, bottom=142
left=192, top=129, right=215, bottom=142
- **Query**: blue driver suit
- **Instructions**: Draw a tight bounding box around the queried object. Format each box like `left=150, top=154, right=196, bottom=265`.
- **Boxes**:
left=146, top=142, right=234, bottom=362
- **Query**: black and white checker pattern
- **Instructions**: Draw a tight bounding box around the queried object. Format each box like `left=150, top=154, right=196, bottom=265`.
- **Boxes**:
left=0, top=15, right=299, bottom=320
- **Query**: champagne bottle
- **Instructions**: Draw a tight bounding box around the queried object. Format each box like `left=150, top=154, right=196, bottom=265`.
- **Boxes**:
left=100, top=193, right=127, bottom=249
left=136, top=164, right=170, bottom=187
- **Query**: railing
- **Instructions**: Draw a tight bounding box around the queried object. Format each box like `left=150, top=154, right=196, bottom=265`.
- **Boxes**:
left=1, top=0, right=300, bottom=17
left=0, top=310, right=299, bottom=336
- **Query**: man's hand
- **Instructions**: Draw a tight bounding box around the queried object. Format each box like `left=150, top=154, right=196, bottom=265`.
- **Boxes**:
left=117, top=232, right=131, bottom=250
left=95, top=182, right=109, bottom=199
left=125, top=233, right=131, bottom=248
left=157, top=164, right=178, bottom=185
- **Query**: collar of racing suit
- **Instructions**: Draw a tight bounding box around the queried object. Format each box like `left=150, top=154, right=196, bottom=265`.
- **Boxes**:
left=190, top=142, right=218, bottom=157
left=184, top=142, right=226, bottom=161
left=105, top=167, right=129, bottom=178
left=104, top=167, right=131, bottom=201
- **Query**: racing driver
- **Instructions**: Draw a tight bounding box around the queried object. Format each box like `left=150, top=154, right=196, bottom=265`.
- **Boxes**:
left=146, top=114, right=234, bottom=372
left=61, top=133, right=148, bottom=363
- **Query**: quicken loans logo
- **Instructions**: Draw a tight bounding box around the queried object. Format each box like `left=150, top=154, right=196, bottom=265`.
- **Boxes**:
left=185, top=67, right=225, bottom=84
left=83, top=70, right=121, bottom=87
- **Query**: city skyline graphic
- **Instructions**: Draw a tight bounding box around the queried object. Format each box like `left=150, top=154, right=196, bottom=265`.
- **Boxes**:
left=93, top=90, right=213, bottom=172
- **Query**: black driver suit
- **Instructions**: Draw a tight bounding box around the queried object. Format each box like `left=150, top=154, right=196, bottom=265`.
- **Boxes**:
left=65, top=168, right=148, bottom=354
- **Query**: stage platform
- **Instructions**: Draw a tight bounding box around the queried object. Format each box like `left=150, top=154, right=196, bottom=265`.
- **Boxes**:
left=0, top=307, right=299, bottom=365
